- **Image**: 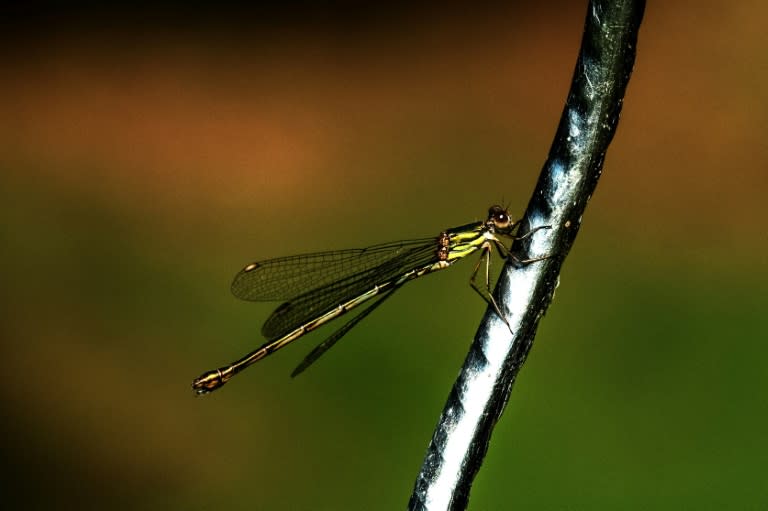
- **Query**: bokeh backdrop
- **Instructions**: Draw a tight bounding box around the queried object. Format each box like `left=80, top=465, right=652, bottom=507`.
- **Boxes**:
left=2, top=2, right=767, bottom=509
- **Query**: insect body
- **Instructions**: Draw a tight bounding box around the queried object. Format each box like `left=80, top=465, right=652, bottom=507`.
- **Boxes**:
left=192, top=206, right=549, bottom=394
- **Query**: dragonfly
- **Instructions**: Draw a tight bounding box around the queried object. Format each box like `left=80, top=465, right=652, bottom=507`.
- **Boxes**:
left=192, top=205, right=550, bottom=395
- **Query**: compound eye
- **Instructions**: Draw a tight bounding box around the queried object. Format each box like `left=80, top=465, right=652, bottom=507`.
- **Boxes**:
left=488, top=205, right=511, bottom=228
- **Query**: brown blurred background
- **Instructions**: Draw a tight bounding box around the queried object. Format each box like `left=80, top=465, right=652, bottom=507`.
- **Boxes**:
left=1, top=1, right=767, bottom=509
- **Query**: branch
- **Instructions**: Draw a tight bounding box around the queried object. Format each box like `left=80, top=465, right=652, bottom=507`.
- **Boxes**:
left=408, top=1, right=647, bottom=509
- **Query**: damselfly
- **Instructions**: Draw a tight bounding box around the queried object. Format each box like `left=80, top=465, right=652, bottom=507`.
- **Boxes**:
left=192, top=205, right=549, bottom=394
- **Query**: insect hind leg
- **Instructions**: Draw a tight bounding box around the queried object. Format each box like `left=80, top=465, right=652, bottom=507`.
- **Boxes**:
left=469, top=242, right=513, bottom=333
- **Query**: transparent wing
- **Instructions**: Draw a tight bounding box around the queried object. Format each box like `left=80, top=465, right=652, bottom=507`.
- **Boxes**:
left=231, top=237, right=435, bottom=302
left=261, top=241, right=438, bottom=340
left=290, top=283, right=402, bottom=377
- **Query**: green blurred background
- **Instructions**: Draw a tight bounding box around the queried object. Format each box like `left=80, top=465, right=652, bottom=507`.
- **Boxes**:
left=2, top=2, right=767, bottom=509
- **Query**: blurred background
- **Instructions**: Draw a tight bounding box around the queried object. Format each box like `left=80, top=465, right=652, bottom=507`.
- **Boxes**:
left=2, top=1, right=767, bottom=509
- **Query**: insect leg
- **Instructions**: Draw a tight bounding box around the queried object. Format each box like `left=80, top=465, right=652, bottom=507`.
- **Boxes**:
left=469, top=243, right=513, bottom=333
left=512, top=224, right=551, bottom=241
left=503, top=225, right=554, bottom=265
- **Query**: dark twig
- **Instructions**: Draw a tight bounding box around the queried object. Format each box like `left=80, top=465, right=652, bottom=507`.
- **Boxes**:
left=408, top=1, right=646, bottom=509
